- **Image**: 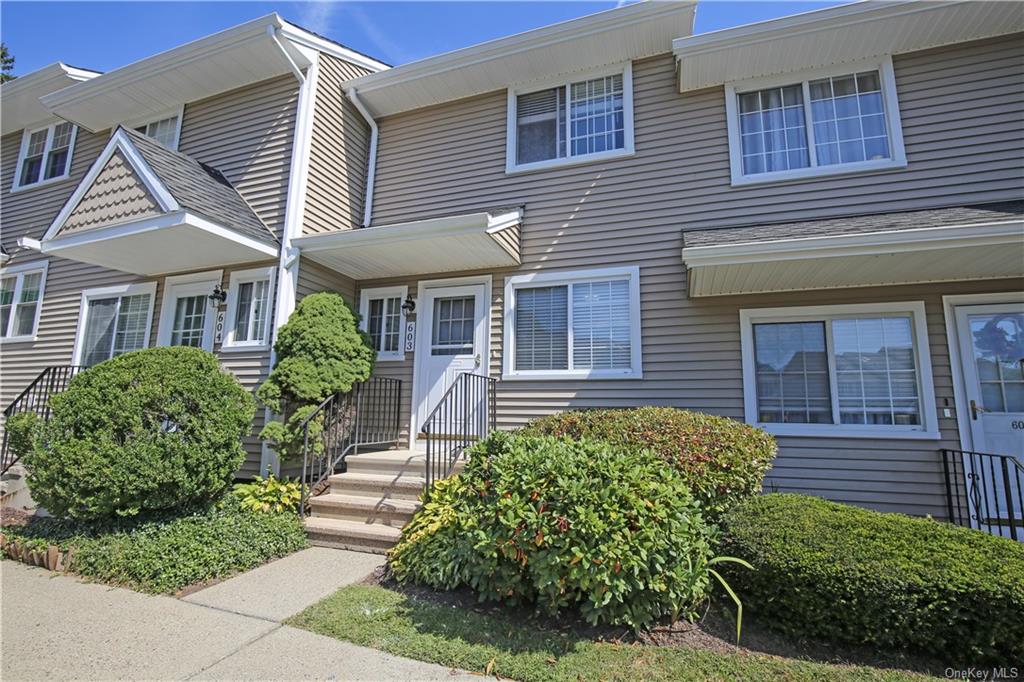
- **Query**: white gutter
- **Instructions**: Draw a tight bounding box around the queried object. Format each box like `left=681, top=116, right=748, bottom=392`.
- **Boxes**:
left=346, top=87, right=378, bottom=228
left=268, top=25, right=305, bottom=83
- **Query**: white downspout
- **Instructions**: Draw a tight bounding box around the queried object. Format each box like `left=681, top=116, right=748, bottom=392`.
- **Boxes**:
left=346, top=87, right=378, bottom=228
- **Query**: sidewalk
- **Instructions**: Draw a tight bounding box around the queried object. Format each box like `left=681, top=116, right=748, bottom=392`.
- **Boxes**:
left=1, top=549, right=476, bottom=681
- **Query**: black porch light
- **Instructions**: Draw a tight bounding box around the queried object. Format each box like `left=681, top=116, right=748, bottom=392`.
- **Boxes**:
left=208, top=283, right=228, bottom=306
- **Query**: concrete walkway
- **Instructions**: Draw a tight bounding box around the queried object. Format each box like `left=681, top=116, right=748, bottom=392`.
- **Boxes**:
left=1, top=549, right=476, bottom=681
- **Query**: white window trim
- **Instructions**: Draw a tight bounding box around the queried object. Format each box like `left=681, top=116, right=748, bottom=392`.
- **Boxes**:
left=739, top=301, right=940, bottom=439
left=72, top=281, right=157, bottom=365
left=11, top=121, right=79, bottom=193
left=502, top=265, right=642, bottom=381
left=724, top=56, right=907, bottom=187
left=156, top=269, right=223, bottom=352
left=222, top=266, right=276, bottom=352
left=505, top=62, right=635, bottom=175
left=359, top=285, right=408, bottom=361
left=0, top=259, right=49, bottom=343
left=123, top=105, right=185, bottom=150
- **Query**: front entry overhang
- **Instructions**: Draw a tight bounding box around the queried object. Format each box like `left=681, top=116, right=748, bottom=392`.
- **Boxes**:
left=37, top=127, right=279, bottom=276
left=292, top=209, right=523, bottom=280
left=681, top=204, right=1024, bottom=297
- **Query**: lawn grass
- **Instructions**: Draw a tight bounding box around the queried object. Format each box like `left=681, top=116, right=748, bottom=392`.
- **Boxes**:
left=287, top=585, right=932, bottom=682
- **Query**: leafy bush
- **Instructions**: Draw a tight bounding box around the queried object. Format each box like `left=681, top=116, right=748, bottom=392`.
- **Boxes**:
left=21, top=346, right=255, bottom=520
left=257, top=292, right=375, bottom=459
left=233, top=474, right=303, bottom=514
left=721, top=493, right=1024, bottom=664
left=2, top=507, right=308, bottom=593
left=4, top=411, right=40, bottom=462
left=390, top=431, right=716, bottom=629
left=523, top=407, right=776, bottom=520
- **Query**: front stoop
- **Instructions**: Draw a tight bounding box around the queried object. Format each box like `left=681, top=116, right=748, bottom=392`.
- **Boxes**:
left=303, top=450, right=425, bottom=555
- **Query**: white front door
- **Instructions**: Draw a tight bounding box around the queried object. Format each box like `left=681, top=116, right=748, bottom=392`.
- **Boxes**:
left=157, top=277, right=219, bottom=352
left=414, top=281, right=488, bottom=436
left=955, top=302, right=1024, bottom=460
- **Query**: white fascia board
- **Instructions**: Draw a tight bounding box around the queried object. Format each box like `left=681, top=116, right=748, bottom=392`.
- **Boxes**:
left=294, top=210, right=523, bottom=251
left=0, top=63, right=102, bottom=135
left=42, top=128, right=179, bottom=242
left=681, top=221, right=1024, bottom=268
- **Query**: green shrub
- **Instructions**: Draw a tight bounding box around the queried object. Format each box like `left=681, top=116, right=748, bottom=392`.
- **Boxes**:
left=22, top=346, right=255, bottom=520
left=390, top=431, right=716, bottom=629
left=523, top=407, right=776, bottom=520
left=257, top=292, right=375, bottom=460
left=721, top=493, right=1024, bottom=664
left=233, top=473, right=303, bottom=514
left=4, top=411, right=40, bottom=462
left=3, top=507, right=308, bottom=593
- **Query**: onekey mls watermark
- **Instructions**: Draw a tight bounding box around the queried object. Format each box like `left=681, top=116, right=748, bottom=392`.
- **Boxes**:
left=945, top=668, right=1020, bottom=680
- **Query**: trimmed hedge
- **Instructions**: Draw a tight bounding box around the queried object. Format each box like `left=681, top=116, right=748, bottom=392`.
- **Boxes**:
left=390, top=431, right=715, bottom=629
left=21, top=346, right=255, bottom=520
left=721, top=494, right=1024, bottom=664
left=2, top=507, right=308, bottom=593
left=523, top=407, right=776, bottom=519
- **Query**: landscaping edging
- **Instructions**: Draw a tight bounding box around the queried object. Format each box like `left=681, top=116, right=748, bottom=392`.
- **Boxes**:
left=1, top=532, right=73, bottom=572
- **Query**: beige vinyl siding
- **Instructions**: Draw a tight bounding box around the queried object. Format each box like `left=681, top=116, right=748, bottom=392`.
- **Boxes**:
left=60, top=150, right=162, bottom=233
left=302, top=55, right=373, bottom=235
left=297, top=256, right=356, bottom=304
left=358, top=34, right=1024, bottom=518
left=178, top=74, right=299, bottom=240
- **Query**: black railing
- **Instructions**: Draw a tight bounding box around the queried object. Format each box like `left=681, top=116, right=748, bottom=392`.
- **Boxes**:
left=943, top=449, right=1023, bottom=542
left=299, top=377, right=403, bottom=513
left=419, top=372, right=497, bottom=491
left=2, top=366, right=85, bottom=474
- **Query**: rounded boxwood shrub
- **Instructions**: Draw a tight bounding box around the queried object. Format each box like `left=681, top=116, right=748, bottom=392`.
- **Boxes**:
left=22, top=346, right=255, bottom=520
left=390, top=431, right=716, bottom=629
left=721, top=493, right=1024, bottom=664
left=523, top=407, right=776, bottom=519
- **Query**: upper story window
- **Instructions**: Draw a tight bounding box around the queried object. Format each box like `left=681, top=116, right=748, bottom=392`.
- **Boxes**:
left=134, top=113, right=181, bottom=150
left=360, top=286, right=407, bottom=361
left=13, top=122, right=77, bottom=191
left=503, top=266, right=642, bottom=380
left=724, top=57, right=906, bottom=186
left=222, top=266, right=275, bottom=351
left=506, top=63, right=634, bottom=174
left=739, top=302, right=939, bottom=439
left=0, top=261, right=48, bottom=342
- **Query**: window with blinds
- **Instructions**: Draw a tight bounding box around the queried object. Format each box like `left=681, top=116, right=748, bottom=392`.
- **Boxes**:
left=15, top=122, right=76, bottom=189
left=507, top=267, right=640, bottom=378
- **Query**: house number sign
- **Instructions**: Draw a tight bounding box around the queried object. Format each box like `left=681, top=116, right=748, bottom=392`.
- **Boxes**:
left=405, top=321, right=416, bottom=353
left=214, top=311, right=225, bottom=344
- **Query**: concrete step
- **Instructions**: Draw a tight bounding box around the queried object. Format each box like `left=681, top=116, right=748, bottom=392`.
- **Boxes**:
left=307, top=493, right=420, bottom=527
left=345, top=450, right=426, bottom=476
left=328, top=472, right=425, bottom=501
left=304, top=517, right=403, bottom=555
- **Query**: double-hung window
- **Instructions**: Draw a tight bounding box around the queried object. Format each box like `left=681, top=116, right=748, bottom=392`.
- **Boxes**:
left=507, top=64, right=634, bottom=173
left=503, top=266, right=642, bottom=379
left=13, top=122, right=77, bottom=190
left=223, top=266, right=275, bottom=350
left=74, top=283, right=156, bottom=366
left=725, top=57, right=906, bottom=185
left=360, top=286, right=407, bottom=361
left=740, top=302, right=939, bottom=438
left=0, top=261, right=48, bottom=342
left=134, top=112, right=181, bottom=150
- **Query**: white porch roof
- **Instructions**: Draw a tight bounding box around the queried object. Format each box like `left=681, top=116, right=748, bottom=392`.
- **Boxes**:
left=293, top=209, right=522, bottom=280
left=681, top=214, right=1024, bottom=298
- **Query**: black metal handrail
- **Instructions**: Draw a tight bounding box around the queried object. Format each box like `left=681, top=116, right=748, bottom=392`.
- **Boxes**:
left=298, top=376, right=403, bottom=513
left=943, top=449, right=1023, bottom=542
left=2, top=365, right=85, bottom=474
left=419, top=372, right=497, bottom=491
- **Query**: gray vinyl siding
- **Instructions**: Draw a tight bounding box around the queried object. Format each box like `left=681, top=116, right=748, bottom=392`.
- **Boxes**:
left=297, top=256, right=356, bottom=304
left=358, top=34, right=1024, bottom=518
left=1, top=74, right=301, bottom=476
left=302, top=55, right=373, bottom=235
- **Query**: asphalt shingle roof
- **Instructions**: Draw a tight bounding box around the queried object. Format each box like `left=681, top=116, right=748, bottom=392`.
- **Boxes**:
left=682, top=201, right=1024, bottom=249
left=120, top=127, right=278, bottom=247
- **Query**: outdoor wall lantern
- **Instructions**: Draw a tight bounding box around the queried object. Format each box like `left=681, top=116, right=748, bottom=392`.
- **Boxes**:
left=208, top=283, right=228, bottom=306
left=401, top=295, right=416, bottom=314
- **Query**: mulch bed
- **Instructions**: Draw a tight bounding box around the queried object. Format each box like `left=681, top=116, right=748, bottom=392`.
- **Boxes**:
left=364, top=565, right=945, bottom=677
left=0, top=508, right=33, bottom=527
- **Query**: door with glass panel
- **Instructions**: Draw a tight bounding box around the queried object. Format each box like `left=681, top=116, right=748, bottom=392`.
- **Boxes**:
left=415, top=283, right=487, bottom=437
left=162, top=281, right=217, bottom=351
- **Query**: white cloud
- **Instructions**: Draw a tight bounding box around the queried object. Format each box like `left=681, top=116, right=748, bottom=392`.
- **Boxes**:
left=297, top=1, right=339, bottom=36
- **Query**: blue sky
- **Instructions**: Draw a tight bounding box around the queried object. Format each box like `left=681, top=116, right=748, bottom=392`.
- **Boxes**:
left=2, top=1, right=846, bottom=76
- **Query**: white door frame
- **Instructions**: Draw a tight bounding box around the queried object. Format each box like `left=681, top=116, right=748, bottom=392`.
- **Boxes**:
left=409, top=274, right=492, bottom=448
left=943, top=291, right=1024, bottom=453
left=156, top=269, right=223, bottom=352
